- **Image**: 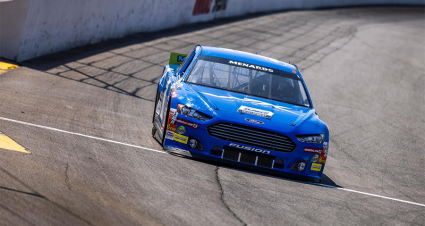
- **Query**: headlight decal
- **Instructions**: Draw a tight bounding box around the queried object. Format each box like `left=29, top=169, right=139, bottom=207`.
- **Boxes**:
left=177, top=104, right=213, bottom=121
left=296, top=134, right=324, bottom=144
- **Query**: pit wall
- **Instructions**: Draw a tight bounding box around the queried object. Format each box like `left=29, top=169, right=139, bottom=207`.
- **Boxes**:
left=1, top=0, right=423, bottom=62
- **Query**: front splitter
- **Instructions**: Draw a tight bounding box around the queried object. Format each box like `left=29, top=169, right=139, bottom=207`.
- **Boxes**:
left=164, top=146, right=321, bottom=183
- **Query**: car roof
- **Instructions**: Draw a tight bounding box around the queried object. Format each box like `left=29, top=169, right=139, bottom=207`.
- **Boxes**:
left=198, top=46, right=298, bottom=73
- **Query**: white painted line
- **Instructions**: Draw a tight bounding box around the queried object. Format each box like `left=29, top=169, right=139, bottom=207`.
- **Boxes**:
left=0, top=116, right=166, bottom=154
left=318, top=184, right=425, bottom=207
left=234, top=169, right=425, bottom=208
left=0, top=116, right=424, bottom=208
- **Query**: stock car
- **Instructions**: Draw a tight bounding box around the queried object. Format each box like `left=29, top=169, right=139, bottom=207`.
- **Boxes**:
left=152, top=45, right=329, bottom=182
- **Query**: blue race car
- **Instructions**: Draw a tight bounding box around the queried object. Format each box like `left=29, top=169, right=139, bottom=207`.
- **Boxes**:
left=152, top=45, right=329, bottom=182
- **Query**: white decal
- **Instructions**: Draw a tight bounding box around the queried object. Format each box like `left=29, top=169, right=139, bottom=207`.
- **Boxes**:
left=165, top=130, right=174, bottom=140
left=229, top=143, right=270, bottom=154
left=237, top=106, right=274, bottom=119
left=229, top=60, right=273, bottom=73
left=155, top=100, right=162, bottom=115
left=169, top=108, right=177, bottom=116
left=323, top=142, right=328, bottom=157
left=169, top=108, right=178, bottom=124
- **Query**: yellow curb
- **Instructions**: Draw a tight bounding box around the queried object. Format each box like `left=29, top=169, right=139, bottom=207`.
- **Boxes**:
left=0, top=62, right=18, bottom=71
left=0, top=132, right=30, bottom=153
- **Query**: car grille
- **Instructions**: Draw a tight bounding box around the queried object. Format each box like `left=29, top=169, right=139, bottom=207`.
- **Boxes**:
left=222, top=146, right=276, bottom=168
left=207, top=123, right=296, bottom=152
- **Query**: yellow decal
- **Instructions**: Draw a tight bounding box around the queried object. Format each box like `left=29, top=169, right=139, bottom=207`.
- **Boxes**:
left=167, top=124, right=177, bottom=132
left=169, top=53, right=187, bottom=65
left=173, top=133, right=188, bottom=144
left=311, top=163, right=322, bottom=171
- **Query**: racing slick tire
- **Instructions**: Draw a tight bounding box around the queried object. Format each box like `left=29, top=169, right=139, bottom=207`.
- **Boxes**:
left=160, top=98, right=172, bottom=146
left=152, top=86, right=160, bottom=124
left=151, top=88, right=160, bottom=138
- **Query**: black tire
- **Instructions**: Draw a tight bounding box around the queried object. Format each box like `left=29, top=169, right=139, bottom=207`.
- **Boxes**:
left=151, top=126, right=157, bottom=137
left=152, top=86, right=160, bottom=124
left=160, top=97, right=172, bottom=146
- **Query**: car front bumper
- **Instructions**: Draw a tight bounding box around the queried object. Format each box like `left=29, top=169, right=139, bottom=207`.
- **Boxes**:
left=161, top=117, right=326, bottom=183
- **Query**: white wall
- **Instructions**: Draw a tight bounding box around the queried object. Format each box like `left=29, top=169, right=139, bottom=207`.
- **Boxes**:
left=2, top=0, right=423, bottom=62
left=0, top=0, right=31, bottom=61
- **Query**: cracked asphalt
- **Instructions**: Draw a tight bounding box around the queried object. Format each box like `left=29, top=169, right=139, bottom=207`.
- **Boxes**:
left=1, top=7, right=425, bottom=226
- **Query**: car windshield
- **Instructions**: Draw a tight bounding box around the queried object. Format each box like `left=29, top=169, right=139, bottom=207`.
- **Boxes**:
left=186, top=55, right=310, bottom=107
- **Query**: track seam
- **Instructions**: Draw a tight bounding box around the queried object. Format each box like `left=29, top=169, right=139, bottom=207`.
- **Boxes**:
left=65, top=162, right=71, bottom=190
left=215, top=166, right=247, bottom=226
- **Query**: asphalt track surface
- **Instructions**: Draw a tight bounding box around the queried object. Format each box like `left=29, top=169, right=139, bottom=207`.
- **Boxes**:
left=1, top=7, right=424, bottom=226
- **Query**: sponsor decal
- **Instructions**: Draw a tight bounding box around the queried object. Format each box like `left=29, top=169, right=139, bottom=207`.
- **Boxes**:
left=171, top=89, right=178, bottom=99
left=245, top=118, right=264, bottom=124
left=311, top=163, right=322, bottom=171
left=311, top=154, right=319, bottom=163
left=165, top=130, right=174, bottom=140
left=177, top=55, right=186, bottom=62
left=155, top=99, right=162, bottom=115
left=323, top=142, right=328, bottom=158
left=166, top=124, right=177, bottom=132
left=169, top=53, right=187, bottom=65
left=229, top=143, right=270, bottom=154
left=193, top=0, right=227, bottom=16
left=212, top=0, right=227, bottom=12
left=169, top=108, right=178, bottom=125
left=192, top=0, right=213, bottom=16
left=229, top=61, right=274, bottom=73
left=318, top=142, right=328, bottom=164
left=173, top=133, right=188, bottom=144
left=304, top=147, right=322, bottom=154
left=237, top=106, right=274, bottom=119
left=170, top=81, right=183, bottom=99
left=176, top=118, right=199, bottom=129
left=169, top=108, right=177, bottom=116
left=176, top=126, right=186, bottom=134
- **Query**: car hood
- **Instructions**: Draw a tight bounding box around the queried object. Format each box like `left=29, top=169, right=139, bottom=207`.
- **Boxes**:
left=188, top=84, right=313, bottom=126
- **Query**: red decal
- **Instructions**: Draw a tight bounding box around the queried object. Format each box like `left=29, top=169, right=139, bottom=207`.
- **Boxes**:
left=192, top=0, right=213, bottom=15
left=304, top=147, right=322, bottom=154
left=321, top=148, right=327, bottom=160
left=176, top=118, right=199, bottom=129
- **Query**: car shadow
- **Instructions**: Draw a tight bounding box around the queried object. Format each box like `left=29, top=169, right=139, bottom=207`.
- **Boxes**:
left=166, top=150, right=341, bottom=188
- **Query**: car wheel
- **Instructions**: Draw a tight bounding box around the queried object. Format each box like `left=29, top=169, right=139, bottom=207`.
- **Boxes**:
left=152, top=86, right=160, bottom=123
left=151, top=125, right=157, bottom=137
left=160, top=97, right=172, bottom=147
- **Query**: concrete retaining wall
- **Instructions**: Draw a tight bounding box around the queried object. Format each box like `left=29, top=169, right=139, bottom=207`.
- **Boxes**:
left=1, top=0, right=423, bottom=62
left=0, top=0, right=31, bottom=61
